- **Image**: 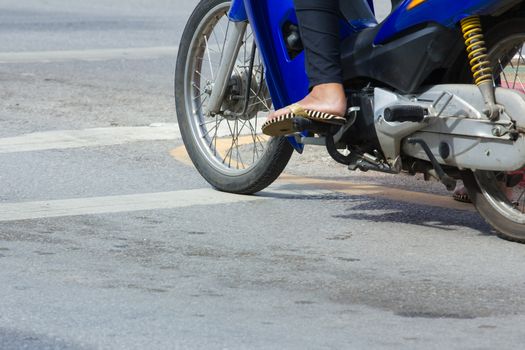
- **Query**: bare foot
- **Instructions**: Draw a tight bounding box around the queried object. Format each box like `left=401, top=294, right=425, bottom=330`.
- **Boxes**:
left=266, top=83, right=347, bottom=122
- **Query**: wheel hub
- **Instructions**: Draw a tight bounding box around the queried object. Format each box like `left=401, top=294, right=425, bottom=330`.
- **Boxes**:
left=221, top=70, right=269, bottom=120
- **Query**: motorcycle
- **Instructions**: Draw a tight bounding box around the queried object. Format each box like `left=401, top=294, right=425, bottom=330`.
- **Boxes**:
left=175, top=0, right=525, bottom=243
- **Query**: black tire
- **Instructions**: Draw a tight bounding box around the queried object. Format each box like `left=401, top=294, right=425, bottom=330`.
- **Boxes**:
left=174, top=0, right=293, bottom=194
left=461, top=18, right=525, bottom=242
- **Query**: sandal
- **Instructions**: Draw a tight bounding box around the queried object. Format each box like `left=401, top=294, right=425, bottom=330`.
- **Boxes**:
left=453, top=187, right=471, bottom=203
left=262, top=103, right=346, bottom=137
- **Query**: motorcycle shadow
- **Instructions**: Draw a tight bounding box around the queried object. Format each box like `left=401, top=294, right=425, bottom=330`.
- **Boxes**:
left=332, top=196, right=493, bottom=236
left=259, top=185, right=493, bottom=236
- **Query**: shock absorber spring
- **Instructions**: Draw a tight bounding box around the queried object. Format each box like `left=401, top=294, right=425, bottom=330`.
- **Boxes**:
left=460, top=16, right=499, bottom=120
left=460, top=16, right=492, bottom=85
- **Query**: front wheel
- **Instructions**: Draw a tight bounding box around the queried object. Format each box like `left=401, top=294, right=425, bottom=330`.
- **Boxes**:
left=174, top=0, right=293, bottom=194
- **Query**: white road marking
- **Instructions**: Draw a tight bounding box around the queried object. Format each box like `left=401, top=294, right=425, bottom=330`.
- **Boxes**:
left=0, top=46, right=178, bottom=64
left=0, top=188, right=262, bottom=222
left=259, top=188, right=334, bottom=198
left=0, top=123, right=180, bottom=153
left=0, top=186, right=334, bottom=222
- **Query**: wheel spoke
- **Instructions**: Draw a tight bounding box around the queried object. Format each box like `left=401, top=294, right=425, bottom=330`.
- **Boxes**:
left=512, top=48, right=521, bottom=89
left=194, top=95, right=208, bottom=113
left=203, top=35, right=215, bottom=80
left=499, top=59, right=511, bottom=88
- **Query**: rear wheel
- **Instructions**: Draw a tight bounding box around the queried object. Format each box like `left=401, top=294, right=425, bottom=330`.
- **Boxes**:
left=174, top=0, right=293, bottom=194
left=462, top=18, right=525, bottom=242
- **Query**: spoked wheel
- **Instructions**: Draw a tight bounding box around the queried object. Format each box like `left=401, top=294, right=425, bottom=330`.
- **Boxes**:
left=462, top=18, right=525, bottom=242
left=175, top=0, right=293, bottom=194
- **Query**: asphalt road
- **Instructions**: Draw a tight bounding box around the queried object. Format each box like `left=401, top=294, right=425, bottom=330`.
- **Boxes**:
left=1, top=1, right=525, bottom=349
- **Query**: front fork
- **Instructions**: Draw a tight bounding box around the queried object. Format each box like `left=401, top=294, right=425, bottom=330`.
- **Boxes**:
left=204, top=21, right=247, bottom=116
left=205, top=0, right=248, bottom=115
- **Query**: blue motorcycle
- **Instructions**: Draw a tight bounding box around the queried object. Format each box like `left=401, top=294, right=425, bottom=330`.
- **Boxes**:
left=175, top=0, right=525, bottom=242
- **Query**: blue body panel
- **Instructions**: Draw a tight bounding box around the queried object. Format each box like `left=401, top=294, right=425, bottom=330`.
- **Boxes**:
left=227, top=0, right=248, bottom=22
left=241, top=0, right=310, bottom=151
left=242, top=0, right=308, bottom=109
left=376, top=0, right=506, bottom=44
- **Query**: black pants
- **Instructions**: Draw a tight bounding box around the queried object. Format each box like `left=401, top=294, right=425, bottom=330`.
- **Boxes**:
left=294, top=0, right=342, bottom=89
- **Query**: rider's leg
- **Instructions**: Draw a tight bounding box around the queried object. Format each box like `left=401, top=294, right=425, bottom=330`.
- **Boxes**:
left=267, top=0, right=346, bottom=121
left=297, top=0, right=343, bottom=90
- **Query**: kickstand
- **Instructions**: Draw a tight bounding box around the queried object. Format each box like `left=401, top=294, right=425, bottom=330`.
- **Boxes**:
left=407, top=138, right=457, bottom=191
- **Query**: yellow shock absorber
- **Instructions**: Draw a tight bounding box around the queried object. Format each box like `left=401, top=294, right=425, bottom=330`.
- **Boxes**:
left=460, top=16, right=492, bottom=86
left=460, top=16, right=499, bottom=120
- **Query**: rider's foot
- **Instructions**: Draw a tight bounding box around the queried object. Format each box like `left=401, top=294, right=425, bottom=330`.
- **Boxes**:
left=453, top=183, right=514, bottom=204
left=453, top=185, right=471, bottom=203
left=267, top=83, right=347, bottom=122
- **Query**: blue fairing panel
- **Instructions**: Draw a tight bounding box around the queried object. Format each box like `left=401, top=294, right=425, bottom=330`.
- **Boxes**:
left=242, top=0, right=309, bottom=109
left=228, top=0, right=248, bottom=22
left=241, top=0, right=310, bottom=151
left=376, top=0, right=509, bottom=44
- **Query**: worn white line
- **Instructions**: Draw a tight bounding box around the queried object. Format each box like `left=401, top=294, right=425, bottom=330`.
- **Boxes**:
left=0, top=188, right=263, bottom=222
left=0, top=185, right=336, bottom=222
left=0, top=46, right=178, bottom=64
left=0, top=123, right=180, bottom=154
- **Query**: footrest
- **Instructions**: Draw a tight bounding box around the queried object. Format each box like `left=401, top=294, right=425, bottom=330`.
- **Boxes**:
left=384, top=105, right=427, bottom=123
left=293, top=117, right=334, bottom=134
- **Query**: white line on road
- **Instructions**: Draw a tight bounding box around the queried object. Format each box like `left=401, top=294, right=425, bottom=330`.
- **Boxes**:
left=0, top=46, right=178, bottom=64
left=0, top=188, right=262, bottom=222
left=0, top=186, right=333, bottom=222
left=0, top=123, right=180, bottom=154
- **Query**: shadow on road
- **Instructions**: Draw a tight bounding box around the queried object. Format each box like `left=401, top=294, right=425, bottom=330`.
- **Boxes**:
left=333, top=196, right=493, bottom=235
left=259, top=185, right=493, bottom=236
